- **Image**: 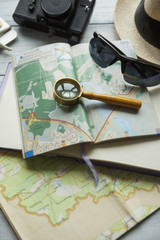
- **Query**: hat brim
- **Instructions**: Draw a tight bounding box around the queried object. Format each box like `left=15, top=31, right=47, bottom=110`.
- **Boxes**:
left=114, top=0, right=160, bottom=65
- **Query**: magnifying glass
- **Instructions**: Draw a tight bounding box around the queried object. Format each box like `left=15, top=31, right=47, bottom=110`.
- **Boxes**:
left=53, top=78, right=142, bottom=110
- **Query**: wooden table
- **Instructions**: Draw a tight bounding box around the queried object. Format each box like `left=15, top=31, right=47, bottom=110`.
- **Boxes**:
left=0, top=0, right=160, bottom=239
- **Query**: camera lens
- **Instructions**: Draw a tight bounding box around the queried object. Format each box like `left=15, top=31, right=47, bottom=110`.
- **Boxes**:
left=41, top=0, right=72, bottom=18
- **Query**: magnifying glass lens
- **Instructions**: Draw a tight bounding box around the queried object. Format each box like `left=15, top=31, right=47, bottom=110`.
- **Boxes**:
left=56, top=82, right=80, bottom=99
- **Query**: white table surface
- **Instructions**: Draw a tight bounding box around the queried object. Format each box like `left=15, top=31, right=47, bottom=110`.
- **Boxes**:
left=0, top=0, right=160, bottom=239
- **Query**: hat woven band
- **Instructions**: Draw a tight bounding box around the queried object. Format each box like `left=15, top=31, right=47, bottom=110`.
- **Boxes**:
left=135, top=0, right=160, bottom=48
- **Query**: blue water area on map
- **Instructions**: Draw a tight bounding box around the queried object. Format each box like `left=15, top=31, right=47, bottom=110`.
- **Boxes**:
left=25, top=150, right=34, bottom=158
left=113, top=114, right=135, bottom=136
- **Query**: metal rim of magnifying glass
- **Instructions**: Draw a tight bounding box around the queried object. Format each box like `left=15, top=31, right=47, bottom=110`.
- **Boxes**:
left=53, top=78, right=83, bottom=106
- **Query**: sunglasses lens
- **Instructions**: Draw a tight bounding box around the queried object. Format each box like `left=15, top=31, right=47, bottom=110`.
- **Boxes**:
left=89, top=38, right=117, bottom=68
left=124, top=62, right=160, bottom=87
left=89, top=33, right=160, bottom=87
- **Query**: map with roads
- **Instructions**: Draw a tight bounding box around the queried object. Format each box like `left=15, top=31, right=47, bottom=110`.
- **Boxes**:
left=13, top=42, right=160, bottom=158
left=0, top=150, right=160, bottom=239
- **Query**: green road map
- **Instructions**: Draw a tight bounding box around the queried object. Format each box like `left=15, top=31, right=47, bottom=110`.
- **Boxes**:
left=0, top=150, right=160, bottom=239
left=13, top=42, right=160, bottom=158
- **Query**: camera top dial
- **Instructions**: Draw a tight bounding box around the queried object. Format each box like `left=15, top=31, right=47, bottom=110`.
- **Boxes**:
left=41, top=0, right=72, bottom=18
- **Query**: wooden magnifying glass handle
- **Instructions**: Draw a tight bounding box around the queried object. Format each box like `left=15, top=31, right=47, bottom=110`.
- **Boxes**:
left=82, top=91, right=142, bottom=110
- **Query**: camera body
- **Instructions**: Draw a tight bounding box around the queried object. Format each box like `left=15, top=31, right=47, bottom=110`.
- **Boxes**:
left=12, top=0, right=96, bottom=45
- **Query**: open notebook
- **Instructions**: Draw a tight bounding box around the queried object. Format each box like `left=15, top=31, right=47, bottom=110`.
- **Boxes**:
left=0, top=42, right=160, bottom=174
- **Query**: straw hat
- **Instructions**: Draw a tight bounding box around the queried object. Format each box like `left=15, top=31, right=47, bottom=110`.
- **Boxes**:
left=114, top=0, right=160, bottom=65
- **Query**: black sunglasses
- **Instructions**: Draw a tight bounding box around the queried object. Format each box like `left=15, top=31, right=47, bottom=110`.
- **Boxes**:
left=89, top=32, right=160, bottom=87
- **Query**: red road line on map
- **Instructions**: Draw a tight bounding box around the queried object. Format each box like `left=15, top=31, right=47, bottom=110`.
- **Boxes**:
left=94, top=106, right=119, bottom=142
left=22, top=112, right=93, bottom=141
left=94, top=87, right=136, bottom=142
left=117, top=87, right=135, bottom=97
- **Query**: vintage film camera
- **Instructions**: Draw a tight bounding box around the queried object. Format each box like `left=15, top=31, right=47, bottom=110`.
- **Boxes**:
left=12, top=0, right=96, bottom=45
